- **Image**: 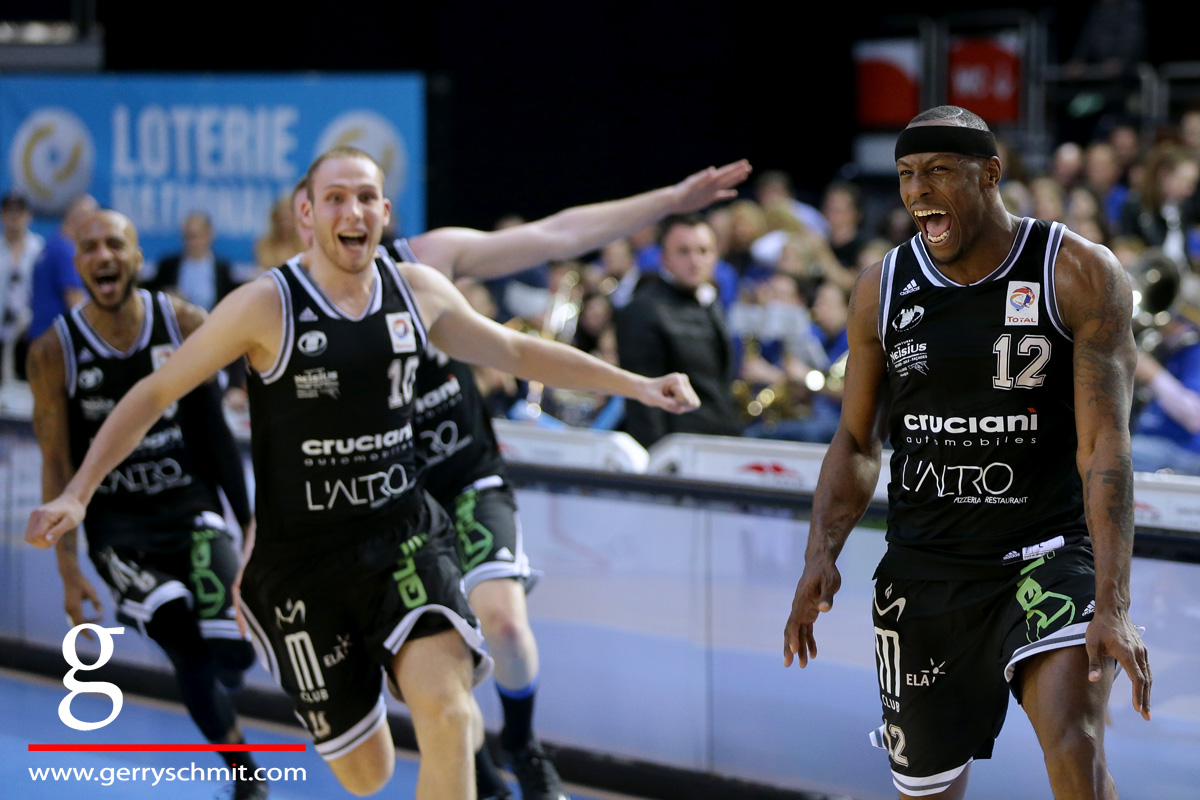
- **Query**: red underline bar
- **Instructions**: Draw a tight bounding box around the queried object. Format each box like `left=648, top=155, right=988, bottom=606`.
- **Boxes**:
left=29, top=744, right=305, bottom=752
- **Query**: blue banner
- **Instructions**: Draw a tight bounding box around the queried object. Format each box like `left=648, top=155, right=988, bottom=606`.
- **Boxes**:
left=0, top=73, right=425, bottom=265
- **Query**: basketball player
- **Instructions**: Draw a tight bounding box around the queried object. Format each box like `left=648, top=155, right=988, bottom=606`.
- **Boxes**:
left=389, top=159, right=750, bottom=800
left=26, top=210, right=265, bottom=799
left=27, top=147, right=699, bottom=800
left=782, top=106, right=1151, bottom=799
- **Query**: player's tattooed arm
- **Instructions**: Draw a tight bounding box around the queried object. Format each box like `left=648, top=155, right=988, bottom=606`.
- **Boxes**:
left=1057, top=230, right=1151, bottom=720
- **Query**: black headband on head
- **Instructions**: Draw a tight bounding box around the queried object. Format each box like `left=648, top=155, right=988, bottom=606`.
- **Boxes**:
left=895, top=125, right=998, bottom=161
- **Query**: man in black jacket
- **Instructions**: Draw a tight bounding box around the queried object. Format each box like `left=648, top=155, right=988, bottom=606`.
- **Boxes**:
left=616, top=213, right=742, bottom=446
left=146, top=212, right=239, bottom=311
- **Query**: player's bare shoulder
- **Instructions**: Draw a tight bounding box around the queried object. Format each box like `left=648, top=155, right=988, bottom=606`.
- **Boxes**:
left=168, top=295, right=208, bottom=339
left=1052, top=229, right=1132, bottom=333
left=848, top=259, right=885, bottom=342
left=26, top=324, right=68, bottom=391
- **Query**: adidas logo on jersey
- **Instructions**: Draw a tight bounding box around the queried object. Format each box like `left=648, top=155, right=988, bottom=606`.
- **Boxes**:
left=1082, top=600, right=1095, bottom=617
left=495, top=547, right=514, bottom=561
left=1003, top=550, right=1021, bottom=563
left=900, top=279, right=920, bottom=296
left=77, top=348, right=95, bottom=363
left=299, top=307, right=319, bottom=322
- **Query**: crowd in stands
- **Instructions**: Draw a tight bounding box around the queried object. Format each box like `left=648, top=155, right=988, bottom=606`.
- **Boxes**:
left=6, top=102, right=1200, bottom=475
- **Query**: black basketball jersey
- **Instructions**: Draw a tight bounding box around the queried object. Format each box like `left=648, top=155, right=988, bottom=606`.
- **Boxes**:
left=393, top=238, right=507, bottom=502
left=246, top=256, right=429, bottom=555
left=57, top=291, right=223, bottom=551
left=876, top=218, right=1086, bottom=578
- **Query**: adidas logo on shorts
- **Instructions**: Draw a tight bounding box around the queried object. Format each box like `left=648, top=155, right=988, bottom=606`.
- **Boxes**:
left=1083, top=600, right=1095, bottom=617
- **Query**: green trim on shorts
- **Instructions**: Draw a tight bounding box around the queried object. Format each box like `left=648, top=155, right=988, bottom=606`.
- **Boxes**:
left=189, top=528, right=225, bottom=619
left=1015, top=551, right=1077, bottom=644
left=453, top=488, right=494, bottom=572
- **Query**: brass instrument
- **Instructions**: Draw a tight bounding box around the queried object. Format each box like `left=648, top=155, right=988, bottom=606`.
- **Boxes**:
left=522, top=265, right=584, bottom=417
left=1129, top=250, right=1182, bottom=353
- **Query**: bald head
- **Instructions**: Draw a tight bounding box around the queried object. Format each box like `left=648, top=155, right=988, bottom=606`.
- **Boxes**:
left=907, top=105, right=990, bottom=131
left=74, top=209, right=143, bottom=310
left=63, top=194, right=100, bottom=239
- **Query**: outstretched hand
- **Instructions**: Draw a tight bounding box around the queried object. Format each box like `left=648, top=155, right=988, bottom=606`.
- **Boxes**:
left=25, top=495, right=87, bottom=550
left=783, top=558, right=842, bottom=668
left=1086, top=607, right=1152, bottom=721
left=639, top=373, right=701, bottom=414
left=671, top=160, right=753, bottom=214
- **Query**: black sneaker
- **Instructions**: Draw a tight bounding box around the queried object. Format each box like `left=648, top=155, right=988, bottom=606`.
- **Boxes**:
left=501, top=742, right=569, bottom=800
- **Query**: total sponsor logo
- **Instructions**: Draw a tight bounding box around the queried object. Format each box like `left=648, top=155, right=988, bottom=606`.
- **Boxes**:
left=1005, top=281, right=1040, bottom=326
left=301, top=422, right=413, bottom=459
left=898, top=453, right=1028, bottom=504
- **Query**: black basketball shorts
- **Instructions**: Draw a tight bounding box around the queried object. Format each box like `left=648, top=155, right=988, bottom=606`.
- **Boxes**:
left=90, top=512, right=243, bottom=643
left=448, top=476, right=540, bottom=595
left=238, top=492, right=492, bottom=762
left=868, top=538, right=1098, bottom=796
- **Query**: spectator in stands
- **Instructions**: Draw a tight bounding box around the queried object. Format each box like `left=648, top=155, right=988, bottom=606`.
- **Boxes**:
left=615, top=213, right=741, bottom=445
left=882, top=205, right=916, bottom=245
left=1066, top=186, right=1110, bottom=244
left=777, top=229, right=851, bottom=295
left=1131, top=314, right=1200, bottom=475
left=744, top=280, right=849, bottom=444
left=726, top=199, right=769, bottom=277
left=856, top=238, right=892, bottom=273
left=822, top=182, right=869, bottom=269
left=748, top=201, right=811, bottom=280
left=0, top=192, right=43, bottom=378
left=253, top=194, right=304, bottom=271
left=1050, top=142, right=1084, bottom=191
left=590, top=238, right=637, bottom=308
left=1110, top=122, right=1143, bottom=185
left=144, top=212, right=239, bottom=311
left=728, top=271, right=828, bottom=393
left=1031, top=177, right=1066, bottom=222
left=1182, top=108, right=1200, bottom=152
left=573, top=291, right=613, bottom=355
left=1119, top=144, right=1200, bottom=269
left=1084, top=141, right=1130, bottom=229
left=753, top=170, right=829, bottom=238
left=28, top=194, right=95, bottom=343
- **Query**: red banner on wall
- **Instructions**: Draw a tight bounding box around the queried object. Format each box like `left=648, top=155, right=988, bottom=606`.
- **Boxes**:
left=854, top=39, right=920, bottom=129
left=948, top=32, right=1021, bottom=124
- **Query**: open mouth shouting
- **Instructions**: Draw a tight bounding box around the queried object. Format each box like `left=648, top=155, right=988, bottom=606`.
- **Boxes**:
left=913, top=207, right=952, bottom=246
left=337, top=231, right=370, bottom=253
left=90, top=267, right=125, bottom=301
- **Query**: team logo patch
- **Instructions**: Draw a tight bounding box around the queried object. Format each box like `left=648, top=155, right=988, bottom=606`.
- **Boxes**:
left=891, top=305, right=924, bottom=332
left=78, top=367, right=103, bottom=390
left=150, top=344, right=175, bottom=371
left=1006, top=281, right=1039, bottom=326
left=298, top=330, right=328, bottom=356
left=387, top=312, right=417, bottom=353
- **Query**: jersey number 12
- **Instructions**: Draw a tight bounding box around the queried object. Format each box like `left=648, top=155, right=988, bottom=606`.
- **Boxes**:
left=992, top=334, right=1050, bottom=390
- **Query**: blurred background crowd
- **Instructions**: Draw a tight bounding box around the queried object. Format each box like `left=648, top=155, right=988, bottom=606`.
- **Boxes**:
left=5, top=0, right=1200, bottom=474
